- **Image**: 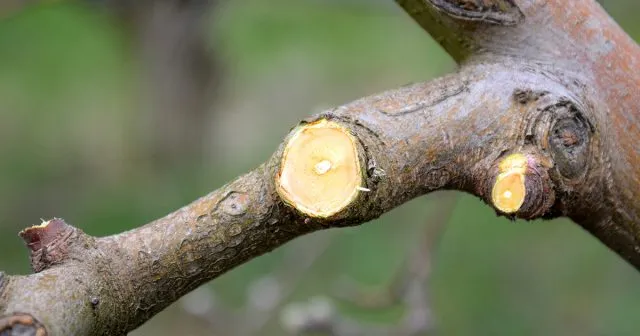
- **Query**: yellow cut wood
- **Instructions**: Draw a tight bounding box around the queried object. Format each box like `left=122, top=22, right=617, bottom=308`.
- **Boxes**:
left=491, top=153, right=528, bottom=214
left=277, top=119, right=362, bottom=218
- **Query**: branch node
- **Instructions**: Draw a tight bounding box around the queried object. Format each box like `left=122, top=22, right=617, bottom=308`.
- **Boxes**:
left=428, top=0, right=524, bottom=25
left=0, top=313, right=47, bottom=336
left=90, top=297, right=100, bottom=309
left=19, top=218, right=77, bottom=273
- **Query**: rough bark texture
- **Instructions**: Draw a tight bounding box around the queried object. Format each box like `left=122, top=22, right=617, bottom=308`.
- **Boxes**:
left=2, top=0, right=639, bottom=335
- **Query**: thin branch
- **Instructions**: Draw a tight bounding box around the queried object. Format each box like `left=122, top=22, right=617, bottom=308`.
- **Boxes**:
left=328, top=193, right=457, bottom=335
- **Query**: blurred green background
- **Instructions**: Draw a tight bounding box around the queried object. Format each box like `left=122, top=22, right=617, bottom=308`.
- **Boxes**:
left=1, top=1, right=639, bottom=335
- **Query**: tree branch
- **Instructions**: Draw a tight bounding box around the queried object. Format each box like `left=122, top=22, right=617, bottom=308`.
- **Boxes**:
left=1, top=0, right=639, bottom=335
left=398, top=0, right=640, bottom=272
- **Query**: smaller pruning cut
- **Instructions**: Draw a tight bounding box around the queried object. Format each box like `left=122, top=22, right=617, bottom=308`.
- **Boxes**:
left=492, top=153, right=528, bottom=214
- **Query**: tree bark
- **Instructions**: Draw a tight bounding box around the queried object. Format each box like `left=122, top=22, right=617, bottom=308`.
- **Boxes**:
left=2, top=0, right=639, bottom=335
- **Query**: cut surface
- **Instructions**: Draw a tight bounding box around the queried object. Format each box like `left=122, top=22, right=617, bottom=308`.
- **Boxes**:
left=492, top=153, right=528, bottom=214
left=277, top=119, right=362, bottom=217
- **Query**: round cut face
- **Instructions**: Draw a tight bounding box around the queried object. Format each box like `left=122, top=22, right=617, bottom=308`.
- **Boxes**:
left=492, top=170, right=526, bottom=213
left=492, top=153, right=527, bottom=214
left=277, top=119, right=362, bottom=218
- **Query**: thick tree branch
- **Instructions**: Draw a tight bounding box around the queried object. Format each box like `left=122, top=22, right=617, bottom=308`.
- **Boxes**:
left=1, top=0, right=639, bottom=335
left=0, top=61, right=609, bottom=334
left=398, top=0, right=640, bottom=275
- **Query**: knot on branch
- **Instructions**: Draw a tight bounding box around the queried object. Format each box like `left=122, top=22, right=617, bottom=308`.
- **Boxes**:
left=428, top=0, right=524, bottom=25
left=518, top=91, right=595, bottom=184
left=19, top=218, right=77, bottom=273
left=479, top=85, right=599, bottom=222
left=546, top=103, right=593, bottom=181
left=0, top=313, right=47, bottom=336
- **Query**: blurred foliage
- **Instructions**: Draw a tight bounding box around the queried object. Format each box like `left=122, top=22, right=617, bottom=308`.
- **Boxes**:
left=1, top=0, right=640, bottom=335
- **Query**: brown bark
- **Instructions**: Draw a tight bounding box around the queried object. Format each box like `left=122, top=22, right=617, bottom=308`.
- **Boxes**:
left=1, top=0, right=639, bottom=335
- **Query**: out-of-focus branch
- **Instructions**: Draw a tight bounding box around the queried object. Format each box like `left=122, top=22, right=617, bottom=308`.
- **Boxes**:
left=315, top=193, right=457, bottom=335
left=124, top=1, right=220, bottom=167
left=0, top=1, right=23, bottom=19
left=99, top=0, right=221, bottom=167
left=1, top=0, right=221, bottom=167
left=178, top=234, right=336, bottom=335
